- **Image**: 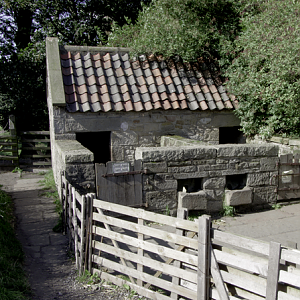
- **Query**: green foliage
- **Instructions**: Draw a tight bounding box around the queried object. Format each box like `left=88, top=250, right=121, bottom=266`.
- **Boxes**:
left=77, top=270, right=101, bottom=285
left=39, top=169, right=62, bottom=232
left=108, top=0, right=241, bottom=64
left=0, top=0, right=149, bottom=130
left=0, top=188, right=30, bottom=299
left=226, top=0, right=300, bottom=138
left=221, top=204, right=236, bottom=217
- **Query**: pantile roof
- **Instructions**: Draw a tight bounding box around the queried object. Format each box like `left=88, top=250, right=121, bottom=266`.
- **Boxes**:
left=59, top=45, right=238, bottom=113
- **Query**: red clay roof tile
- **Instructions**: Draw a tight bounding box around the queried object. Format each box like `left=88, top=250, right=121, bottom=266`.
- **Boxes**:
left=59, top=47, right=236, bottom=113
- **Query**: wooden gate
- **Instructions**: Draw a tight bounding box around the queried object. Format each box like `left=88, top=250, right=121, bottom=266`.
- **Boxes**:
left=95, top=160, right=143, bottom=207
left=277, top=153, right=300, bottom=200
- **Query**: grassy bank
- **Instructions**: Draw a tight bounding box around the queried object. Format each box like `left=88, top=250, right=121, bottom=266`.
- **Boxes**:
left=0, top=186, right=30, bottom=299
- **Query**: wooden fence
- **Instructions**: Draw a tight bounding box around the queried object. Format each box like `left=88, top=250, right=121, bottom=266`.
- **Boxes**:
left=20, top=131, right=51, bottom=168
left=0, top=115, right=19, bottom=168
left=60, top=174, right=300, bottom=299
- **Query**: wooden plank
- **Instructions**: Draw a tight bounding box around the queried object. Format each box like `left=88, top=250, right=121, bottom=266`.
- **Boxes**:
left=281, top=248, right=300, bottom=265
left=0, top=142, right=17, bottom=146
left=198, top=216, right=209, bottom=300
left=279, top=269, right=300, bottom=288
left=20, top=154, right=51, bottom=158
left=171, top=208, right=187, bottom=299
left=278, top=291, right=300, bottom=300
left=92, top=212, right=198, bottom=249
left=79, top=195, right=86, bottom=275
left=22, top=146, right=51, bottom=150
left=212, top=229, right=269, bottom=256
left=93, top=255, right=197, bottom=299
left=266, top=242, right=281, bottom=300
left=210, top=246, right=229, bottom=300
left=93, top=268, right=171, bottom=300
left=137, top=215, right=144, bottom=287
left=88, top=194, right=94, bottom=273
left=93, top=225, right=198, bottom=266
left=210, top=288, right=242, bottom=300
left=0, top=155, right=18, bottom=160
left=21, top=131, right=50, bottom=135
left=220, top=268, right=267, bottom=297
left=133, top=160, right=143, bottom=206
left=93, top=198, right=198, bottom=233
left=0, top=135, right=17, bottom=139
left=214, top=248, right=268, bottom=277
left=21, top=139, right=50, bottom=143
left=94, top=207, right=136, bottom=284
left=92, top=240, right=197, bottom=283
left=72, top=187, right=79, bottom=269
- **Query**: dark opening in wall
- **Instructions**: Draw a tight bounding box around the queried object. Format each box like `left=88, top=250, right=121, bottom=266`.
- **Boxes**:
left=76, top=132, right=111, bottom=164
left=226, top=174, right=247, bottom=190
left=219, top=126, right=246, bottom=144
left=177, top=178, right=203, bottom=193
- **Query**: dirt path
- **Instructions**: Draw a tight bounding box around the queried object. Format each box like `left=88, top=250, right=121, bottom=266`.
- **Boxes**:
left=0, top=171, right=141, bottom=300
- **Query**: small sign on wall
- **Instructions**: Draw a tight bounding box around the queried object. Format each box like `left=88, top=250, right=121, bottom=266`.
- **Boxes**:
left=282, top=170, right=293, bottom=183
left=112, top=162, right=130, bottom=174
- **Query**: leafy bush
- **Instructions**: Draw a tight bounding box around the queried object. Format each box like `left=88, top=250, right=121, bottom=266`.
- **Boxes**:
left=0, top=188, right=30, bottom=299
left=226, top=0, right=300, bottom=138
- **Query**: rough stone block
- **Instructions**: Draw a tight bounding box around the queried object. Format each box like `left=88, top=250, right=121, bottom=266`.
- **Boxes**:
left=168, top=166, right=197, bottom=173
left=178, top=191, right=207, bottom=210
left=143, top=162, right=168, bottom=173
left=224, top=187, right=253, bottom=206
left=206, top=200, right=223, bottom=212
left=203, top=177, right=226, bottom=190
left=173, top=172, right=209, bottom=180
left=247, top=172, right=271, bottom=186
left=260, top=157, right=279, bottom=171
left=253, top=186, right=277, bottom=204
left=111, top=131, right=138, bottom=146
left=154, top=180, right=177, bottom=191
left=145, top=190, right=177, bottom=210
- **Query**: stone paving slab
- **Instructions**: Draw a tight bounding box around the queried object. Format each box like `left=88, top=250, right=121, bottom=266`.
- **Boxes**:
left=213, top=203, right=300, bottom=249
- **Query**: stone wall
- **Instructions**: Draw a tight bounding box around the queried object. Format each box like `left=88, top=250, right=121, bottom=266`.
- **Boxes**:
left=136, top=136, right=279, bottom=214
left=51, top=106, right=240, bottom=162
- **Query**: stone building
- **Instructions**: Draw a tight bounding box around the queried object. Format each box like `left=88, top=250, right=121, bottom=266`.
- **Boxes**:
left=46, top=37, right=278, bottom=213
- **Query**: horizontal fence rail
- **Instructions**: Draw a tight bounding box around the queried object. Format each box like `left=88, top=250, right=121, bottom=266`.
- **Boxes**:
left=60, top=174, right=300, bottom=299
left=20, top=131, right=51, bottom=167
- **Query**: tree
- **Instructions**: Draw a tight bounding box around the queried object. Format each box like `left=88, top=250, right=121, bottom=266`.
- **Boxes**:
left=0, top=0, right=150, bottom=130
left=108, top=0, right=242, bottom=65
left=225, top=0, right=300, bottom=137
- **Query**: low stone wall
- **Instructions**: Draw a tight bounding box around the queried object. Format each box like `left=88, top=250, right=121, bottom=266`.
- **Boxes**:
left=52, top=140, right=95, bottom=194
left=136, top=136, right=279, bottom=214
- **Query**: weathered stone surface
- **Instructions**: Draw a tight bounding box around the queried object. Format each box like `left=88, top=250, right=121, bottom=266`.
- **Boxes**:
left=203, top=177, right=226, bottom=190
left=154, top=180, right=177, bottom=191
left=216, top=144, right=278, bottom=158
left=135, top=146, right=216, bottom=162
left=143, top=162, right=168, bottom=173
left=178, top=191, right=207, bottom=210
left=260, top=157, right=279, bottom=171
left=289, top=139, right=300, bottom=146
left=247, top=172, right=272, bottom=186
left=56, top=140, right=94, bottom=163
left=168, top=166, right=197, bottom=173
left=224, top=187, right=253, bottom=206
left=206, top=200, right=223, bottom=212
left=253, top=186, right=277, bottom=204
left=111, top=131, right=138, bottom=146
left=145, top=190, right=177, bottom=210
left=173, top=172, right=209, bottom=179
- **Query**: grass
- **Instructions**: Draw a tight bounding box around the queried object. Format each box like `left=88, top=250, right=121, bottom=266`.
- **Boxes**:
left=39, top=169, right=63, bottom=232
left=0, top=187, right=31, bottom=299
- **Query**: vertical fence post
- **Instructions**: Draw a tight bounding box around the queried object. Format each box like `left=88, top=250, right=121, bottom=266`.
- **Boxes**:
left=88, top=193, right=94, bottom=274
left=137, top=209, right=144, bottom=287
left=266, top=241, right=281, bottom=300
left=9, top=115, right=18, bottom=166
left=171, top=207, right=188, bottom=299
left=197, top=215, right=211, bottom=300
left=79, top=195, right=86, bottom=276
left=72, top=187, right=79, bottom=269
